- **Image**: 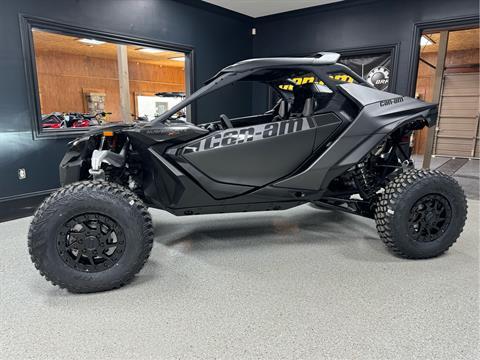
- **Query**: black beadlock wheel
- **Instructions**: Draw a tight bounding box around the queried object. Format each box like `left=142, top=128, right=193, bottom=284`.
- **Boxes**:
left=407, top=194, right=452, bottom=243
left=374, top=169, right=467, bottom=259
left=57, top=213, right=127, bottom=273
left=28, top=181, right=154, bottom=293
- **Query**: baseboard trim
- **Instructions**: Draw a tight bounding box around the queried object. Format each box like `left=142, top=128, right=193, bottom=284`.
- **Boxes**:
left=0, top=188, right=56, bottom=203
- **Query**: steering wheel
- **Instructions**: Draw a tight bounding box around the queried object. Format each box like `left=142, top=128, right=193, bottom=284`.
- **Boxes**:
left=219, top=114, right=233, bottom=129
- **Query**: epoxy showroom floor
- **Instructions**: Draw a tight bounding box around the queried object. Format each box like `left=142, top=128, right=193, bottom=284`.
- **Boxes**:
left=1, top=200, right=478, bottom=359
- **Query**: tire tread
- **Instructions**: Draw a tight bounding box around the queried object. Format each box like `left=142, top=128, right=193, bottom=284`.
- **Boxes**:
left=374, top=169, right=467, bottom=259
left=28, top=181, right=154, bottom=293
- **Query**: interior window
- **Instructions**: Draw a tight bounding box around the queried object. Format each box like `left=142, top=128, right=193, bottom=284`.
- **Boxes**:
left=31, top=28, right=187, bottom=132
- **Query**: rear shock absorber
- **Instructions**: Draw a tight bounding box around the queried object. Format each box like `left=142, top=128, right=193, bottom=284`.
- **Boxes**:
left=353, top=162, right=377, bottom=200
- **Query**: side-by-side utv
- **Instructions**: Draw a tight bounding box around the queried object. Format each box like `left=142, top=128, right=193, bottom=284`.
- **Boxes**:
left=28, top=53, right=467, bottom=293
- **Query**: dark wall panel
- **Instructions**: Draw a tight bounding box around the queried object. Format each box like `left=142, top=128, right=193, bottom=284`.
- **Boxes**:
left=252, top=0, right=479, bottom=112
left=1, top=0, right=479, bottom=202
left=0, top=0, right=253, bottom=200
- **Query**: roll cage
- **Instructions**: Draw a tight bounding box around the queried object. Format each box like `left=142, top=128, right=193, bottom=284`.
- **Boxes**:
left=148, top=52, right=371, bottom=126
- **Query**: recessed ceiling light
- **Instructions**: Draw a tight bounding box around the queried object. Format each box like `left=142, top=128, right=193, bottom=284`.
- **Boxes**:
left=420, top=36, right=433, bottom=46
left=138, top=47, right=167, bottom=54
left=78, top=38, right=106, bottom=45
left=170, top=56, right=185, bottom=62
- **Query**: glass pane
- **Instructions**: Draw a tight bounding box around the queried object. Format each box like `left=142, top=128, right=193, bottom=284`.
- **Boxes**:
left=412, top=26, right=479, bottom=155
left=31, top=28, right=186, bottom=131
left=446, top=28, right=479, bottom=67
left=416, top=31, right=440, bottom=102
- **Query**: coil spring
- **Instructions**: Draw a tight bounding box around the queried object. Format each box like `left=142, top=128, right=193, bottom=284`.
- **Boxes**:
left=354, top=164, right=377, bottom=199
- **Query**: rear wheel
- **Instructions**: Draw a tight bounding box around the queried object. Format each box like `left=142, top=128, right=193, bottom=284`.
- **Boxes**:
left=28, top=181, right=154, bottom=293
left=374, top=169, right=467, bottom=259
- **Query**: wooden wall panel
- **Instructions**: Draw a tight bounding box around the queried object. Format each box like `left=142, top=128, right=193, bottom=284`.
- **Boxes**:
left=35, top=51, right=185, bottom=121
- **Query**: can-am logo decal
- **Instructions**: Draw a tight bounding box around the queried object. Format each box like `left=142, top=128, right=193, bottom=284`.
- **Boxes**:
left=182, top=117, right=321, bottom=154
left=366, top=66, right=390, bottom=91
left=380, top=97, right=404, bottom=107
left=278, top=74, right=354, bottom=91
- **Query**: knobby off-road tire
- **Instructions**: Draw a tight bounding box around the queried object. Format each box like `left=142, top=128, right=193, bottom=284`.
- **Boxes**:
left=374, top=169, right=467, bottom=259
left=28, top=181, right=154, bottom=293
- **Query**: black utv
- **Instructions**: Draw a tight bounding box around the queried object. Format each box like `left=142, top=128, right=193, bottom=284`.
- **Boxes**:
left=28, top=53, right=467, bottom=293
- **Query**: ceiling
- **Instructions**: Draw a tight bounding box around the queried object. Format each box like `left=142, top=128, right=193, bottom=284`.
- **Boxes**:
left=202, top=0, right=343, bottom=18
left=32, top=29, right=185, bottom=68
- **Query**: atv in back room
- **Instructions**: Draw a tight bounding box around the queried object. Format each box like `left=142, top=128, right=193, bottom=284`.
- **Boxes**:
left=28, top=52, right=467, bottom=293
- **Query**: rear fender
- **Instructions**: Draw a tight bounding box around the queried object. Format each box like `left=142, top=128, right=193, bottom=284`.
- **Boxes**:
left=272, top=87, right=438, bottom=192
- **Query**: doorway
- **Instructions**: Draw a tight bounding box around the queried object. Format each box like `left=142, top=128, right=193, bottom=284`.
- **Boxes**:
left=413, top=27, right=479, bottom=159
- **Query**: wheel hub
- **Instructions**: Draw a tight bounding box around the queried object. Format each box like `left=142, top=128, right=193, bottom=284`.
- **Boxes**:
left=85, top=236, right=99, bottom=250
left=57, top=213, right=126, bottom=272
left=408, top=194, right=452, bottom=242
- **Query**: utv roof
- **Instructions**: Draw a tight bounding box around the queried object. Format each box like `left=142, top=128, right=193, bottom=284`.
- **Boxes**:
left=205, top=52, right=341, bottom=84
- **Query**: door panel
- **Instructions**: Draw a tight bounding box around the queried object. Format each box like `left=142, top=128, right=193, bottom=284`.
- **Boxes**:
left=434, top=73, right=480, bottom=158
left=179, top=113, right=343, bottom=187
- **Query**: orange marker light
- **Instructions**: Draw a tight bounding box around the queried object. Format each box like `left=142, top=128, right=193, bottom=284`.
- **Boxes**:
left=103, top=131, right=114, bottom=137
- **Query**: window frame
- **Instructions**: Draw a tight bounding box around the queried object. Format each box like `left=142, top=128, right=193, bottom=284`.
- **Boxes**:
left=407, top=15, right=479, bottom=97
left=317, top=44, right=399, bottom=94
left=19, top=14, right=195, bottom=140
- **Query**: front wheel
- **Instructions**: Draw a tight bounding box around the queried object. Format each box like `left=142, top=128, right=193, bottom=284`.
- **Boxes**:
left=374, top=169, right=467, bottom=259
left=28, top=181, right=154, bottom=293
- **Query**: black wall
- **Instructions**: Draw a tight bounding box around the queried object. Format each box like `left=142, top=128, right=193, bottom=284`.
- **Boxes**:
left=0, top=0, right=479, bottom=205
left=252, top=0, right=479, bottom=112
left=0, top=0, right=253, bottom=201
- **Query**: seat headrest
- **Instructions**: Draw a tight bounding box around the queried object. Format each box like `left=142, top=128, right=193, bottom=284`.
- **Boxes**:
left=278, top=100, right=290, bottom=119
left=302, top=98, right=315, bottom=117
left=291, top=86, right=314, bottom=115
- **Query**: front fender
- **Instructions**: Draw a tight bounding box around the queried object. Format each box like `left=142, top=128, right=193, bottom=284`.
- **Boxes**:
left=59, top=137, right=95, bottom=185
